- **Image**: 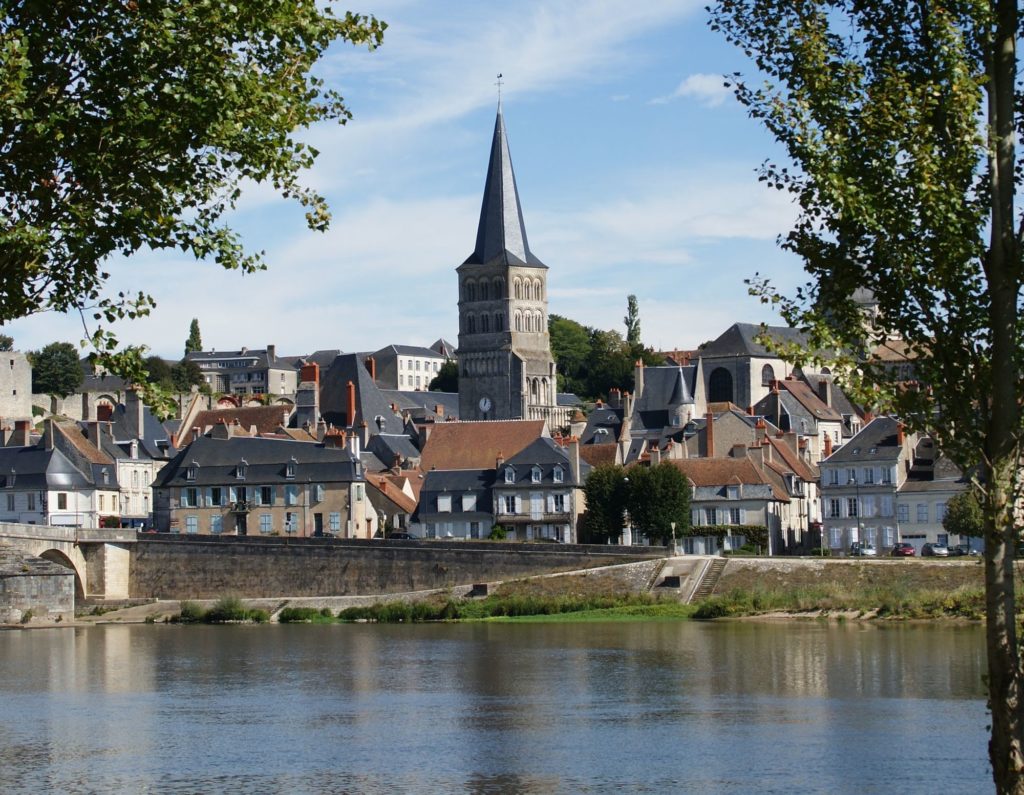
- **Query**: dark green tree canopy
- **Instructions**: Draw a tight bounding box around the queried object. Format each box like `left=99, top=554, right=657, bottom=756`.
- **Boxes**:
left=943, top=490, right=984, bottom=539
left=428, top=360, right=458, bottom=393
left=0, top=334, right=13, bottom=352
left=185, top=319, right=203, bottom=355
left=31, top=341, right=83, bottom=397
left=580, top=464, right=629, bottom=544
left=625, top=463, right=691, bottom=545
left=624, top=294, right=641, bottom=349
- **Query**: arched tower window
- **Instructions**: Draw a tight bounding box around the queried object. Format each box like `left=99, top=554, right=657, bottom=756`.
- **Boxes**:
left=514, top=278, right=522, bottom=299
left=708, top=367, right=733, bottom=404
left=761, top=364, right=775, bottom=386
left=495, top=313, right=504, bottom=331
left=468, top=315, right=477, bottom=334
left=493, top=278, right=503, bottom=298
left=480, top=282, right=489, bottom=301
left=466, top=281, right=476, bottom=302
left=481, top=314, right=490, bottom=333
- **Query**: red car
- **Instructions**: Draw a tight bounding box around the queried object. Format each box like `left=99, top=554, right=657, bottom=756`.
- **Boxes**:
left=891, top=542, right=916, bottom=557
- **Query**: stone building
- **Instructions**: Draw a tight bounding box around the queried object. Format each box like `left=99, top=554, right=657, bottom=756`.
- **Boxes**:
left=456, top=106, right=564, bottom=427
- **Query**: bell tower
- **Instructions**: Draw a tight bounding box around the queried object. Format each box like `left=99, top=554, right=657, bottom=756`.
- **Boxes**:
left=456, top=106, right=559, bottom=424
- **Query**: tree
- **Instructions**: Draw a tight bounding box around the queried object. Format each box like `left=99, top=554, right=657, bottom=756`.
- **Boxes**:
left=710, top=1, right=1022, bottom=788
left=624, top=294, right=641, bottom=349
left=625, top=463, right=691, bottom=545
left=0, top=2, right=385, bottom=412
left=580, top=464, right=629, bottom=544
left=549, top=314, right=592, bottom=395
left=428, top=360, right=459, bottom=393
left=0, top=334, right=13, bottom=352
left=30, top=342, right=83, bottom=397
left=185, top=319, right=203, bottom=355
left=944, top=490, right=985, bottom=541
left=143, top=356, right=173, bottom=389
left=171, top=359, right=205, bottom=393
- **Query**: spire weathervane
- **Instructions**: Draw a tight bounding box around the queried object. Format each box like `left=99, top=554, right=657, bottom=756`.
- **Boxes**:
left=495, top=73, right=503, bottom=108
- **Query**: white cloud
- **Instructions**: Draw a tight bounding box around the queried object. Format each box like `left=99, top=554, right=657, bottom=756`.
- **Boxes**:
left=652, top=73, right=733, bottom=107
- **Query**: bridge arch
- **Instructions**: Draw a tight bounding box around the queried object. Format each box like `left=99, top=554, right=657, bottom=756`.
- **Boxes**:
left=39, top=548, right=85, bottom=600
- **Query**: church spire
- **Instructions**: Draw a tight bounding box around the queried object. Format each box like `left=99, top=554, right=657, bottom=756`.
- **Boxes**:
left=464, top=107, right=546, bottom=268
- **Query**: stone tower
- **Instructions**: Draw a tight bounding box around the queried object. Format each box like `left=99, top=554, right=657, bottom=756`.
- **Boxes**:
left=457, top=107, right=560, bottom=424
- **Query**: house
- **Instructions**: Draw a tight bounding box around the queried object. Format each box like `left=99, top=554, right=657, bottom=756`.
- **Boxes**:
left=897, top=447, right=972, bottom=552
left=818, top=416, right=916, bottom=554
left=185, top=345, right=302, bottom=397
left=370, top=344, right=451, bottom=391
left=751, top=377, right=845, bottom=465
left=418, top=419, right=547, bottom=472
left=152, top=435, right=371, bottom=538
left=492, top=437, right=589, bottom=542
left=664, top=457, right=789, bottom=555
left=0, top=420, right=120, bottom=528
left=415, top=468, right=497, bottom=539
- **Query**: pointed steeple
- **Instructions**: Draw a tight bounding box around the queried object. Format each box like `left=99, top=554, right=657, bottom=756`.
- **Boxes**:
left=464, top=108, right=546, bottom=268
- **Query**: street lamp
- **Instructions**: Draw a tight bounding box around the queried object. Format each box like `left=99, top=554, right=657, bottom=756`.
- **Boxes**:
left=671, top=521, right=678, bottom=555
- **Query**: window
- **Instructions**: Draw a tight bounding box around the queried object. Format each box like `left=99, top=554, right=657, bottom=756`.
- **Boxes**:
left=863, top=467, right=874, bottom=484
left=883, top=527, right=895, bottom=546
left=830, top=527, right=842, bottom=547
left=936, top=502, right=947, bottom=521
left=730, top=507, right=743, bottom=524
left=553, top=494, right=566, bottom=512
left=704, top=507, right=718, bottom=525
left=182, top=487, right=199, bottom=508
left=504, top=495, right=517, bottom=514
left=329, top=512, right=341, bottom=532
left=828, top=469, right=839, bottom=486
left=285, top=484, right=299, bottom=506
left=236, top=460, right=247, bottom=479
left=847, top=468, right=857, bottom=484
left=881, top=467, right=892, bottom=485
left=208, top=487, right=223, bottom=507
left=210, top=515, right=223, bottom=534
left=462, top=494, right=476, bottom=512
left=258, top=486, right=274, bottom=506
left=727, top=485, right=739, bottom=499
left=505, top=468, right=515, bottom=484
left=312, top=484, right=324, bottom=503
left=531, top=466, right=542, bottom=483
left=470, top=521, right=481, bottom=539
left=897, top=503, right=910, bottom=522
left=286, top=459, right=296, bottom=479
left=185, top=515, right=198, bottom=534
left=861, top=495, right=876, bottom=518
left=5, top=494, right=13, bottom=511
left=437, top=494, right=452, bottom=513
left=285, top=512, right=298, bottom=533
left=186, top=464, right=197, bottom=481
left=917, top=503, right=928, bottom=522
left=553, top=466, right=564, bottom=483
left=761, top=364, right=775, bottom=386
left=259, top=514, right=272, bottom=534
left=828, top=499, right=841, bottom=518
left=99, top=495, right=105, bottom=511
left=847, top=498, right=858, bottom=517
left=880, top=495, right=893, bottom=517
left=27, top=492, right=34, bottom=511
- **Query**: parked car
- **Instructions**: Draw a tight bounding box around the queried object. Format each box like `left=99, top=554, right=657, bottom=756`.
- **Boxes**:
left=386, top=531, right=418, bottom=540
left=921, top=543, right=950, bottom=557
left=891, top=542, right=916, bottom=557
left=950, top=543, right=981, bottom=557
left=850, top=542, right=877, bottom=557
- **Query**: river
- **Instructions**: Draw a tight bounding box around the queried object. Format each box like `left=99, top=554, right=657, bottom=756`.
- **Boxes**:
left=0, top=621, right=990, bottom=794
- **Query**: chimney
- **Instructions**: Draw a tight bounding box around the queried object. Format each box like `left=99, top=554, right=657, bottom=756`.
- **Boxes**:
left=360, top=419, right=370, bottom=448
left=45, top=419, right=56, bottom=450
left=623, top=391, right=633, bottom=418
left=634, top=360, right=645, bottom=399
left=824, top=433, right=833, bottom=458
left=418, top=424, right=432, bottom=449
left=568, top=436, right=581, bottom=485
left=125, top=389, right=145, bottom=438
left=747, top=405, right=754, bottom=415
left=897, top=422, right=905, bottom=447
left=90, top=420, right=103, bottom=450
left=12, top=420, right=30, bottom=447
left=817, top=378, right=832, bottom=407
left=755, top=417, right=767, bottom=446
left=346, top=380, right=356, bottom=428
left=316, top=418, right=327, bottom=441
left=392, top=454, right=402, bottom=474
left=365, top=356, right=377, bottom=382
left=300, top=362, right=319, bottom=386
left=705, top=411, right=715, bottom=457
left=609, top=387, right=622, bottom=409
left=347, top=430, right=361, bottom=458
left=748, top=443, right=765, bottom=468
left=435, top=404, right=443, bottom=418
left=496, top=450, right=505, bottom=469
left=266, top=344, right=276, bottom=361
left=650, top=442, right=661, bottom=465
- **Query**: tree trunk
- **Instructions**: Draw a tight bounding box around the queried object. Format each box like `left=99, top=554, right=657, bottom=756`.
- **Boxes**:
left=984, top=1, right=1023, bottom=791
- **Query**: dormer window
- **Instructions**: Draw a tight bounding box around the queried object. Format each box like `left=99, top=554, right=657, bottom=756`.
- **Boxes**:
left=553, top=466, right=564, bottom=484
left=236, top=459, right=248, bottom=480
left=727, top=485, right=739, bottom=499
left=286, top=457, right=297, bottom=479
left=186, top=461, right=198, bottom=481
left=505, top=467, right=515, bottom=484
left=101, top=468, right=110, bottom=486
left=531, top=466, right=542, bottom=484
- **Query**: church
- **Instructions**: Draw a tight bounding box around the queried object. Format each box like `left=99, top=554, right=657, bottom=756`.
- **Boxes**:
left=456, top=106, right=567, bottom=428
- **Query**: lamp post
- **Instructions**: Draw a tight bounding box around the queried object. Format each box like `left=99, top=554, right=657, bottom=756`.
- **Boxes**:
left=671, top=521, right=678, bottom=555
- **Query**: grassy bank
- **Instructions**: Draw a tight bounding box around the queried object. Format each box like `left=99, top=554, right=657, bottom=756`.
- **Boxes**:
left=172, top=597, right=269, bottom=624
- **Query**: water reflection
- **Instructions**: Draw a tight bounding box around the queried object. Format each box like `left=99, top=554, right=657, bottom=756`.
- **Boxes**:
left=0, top=621, right=990, bottom=794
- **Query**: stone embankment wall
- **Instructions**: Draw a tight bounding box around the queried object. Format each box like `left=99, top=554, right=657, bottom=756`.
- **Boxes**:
left=0, top=544, right=74, bottom=623
left=130, top=536, right=667, bottom=599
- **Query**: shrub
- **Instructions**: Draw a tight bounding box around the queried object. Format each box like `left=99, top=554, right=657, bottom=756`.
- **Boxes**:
left=205, top=596, right=249, bottom=623
left=692, top=598, right=730, bottom=620
left=488, top=525, right=508, bottom=541
left=177, top=600, right=205, bottom=623
left=20, top=609, right=33, bottom=624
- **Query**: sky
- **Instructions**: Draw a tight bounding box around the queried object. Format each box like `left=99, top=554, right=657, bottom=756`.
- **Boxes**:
left=7, top=0, right=804, bottom=360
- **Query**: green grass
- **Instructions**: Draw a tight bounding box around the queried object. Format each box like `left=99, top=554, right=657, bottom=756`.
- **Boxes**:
left=172, top=597, right=269, bottom=624
left=277, top=606, right=337, bottom=624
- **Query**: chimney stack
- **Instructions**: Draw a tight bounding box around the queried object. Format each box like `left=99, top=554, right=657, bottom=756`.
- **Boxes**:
left=817, top=378, right=832, bottom=407
left=634, top=360, right=645, bottom=399
left=300, top=362, right=319, bottom=386
left=755, top=417, right=767, bottom=446
left=12, top=419, right=30, bottom=447
left=897, top=422, right=905, bottom=447
left=266, top=344, right=276, bottom=361
left=346, top=381, right=356, bottom=428
left=365, top=356, right=377, bottom=382
left=824, top=433, right=833, bottom=458
left=568, top=436, right=581, bottom=485
left=705, top=411, right=715, bottom=457
left=496, top=450, right=505, bottom=469
left=608, top=388, right=621, bottom=409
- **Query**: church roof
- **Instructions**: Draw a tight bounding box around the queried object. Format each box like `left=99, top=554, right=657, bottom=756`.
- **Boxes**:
left=463, top=108, right=546, bottom=269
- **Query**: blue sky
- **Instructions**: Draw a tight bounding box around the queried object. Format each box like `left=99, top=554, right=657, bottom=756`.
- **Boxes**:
left=8, top=0, right=802, bottom=359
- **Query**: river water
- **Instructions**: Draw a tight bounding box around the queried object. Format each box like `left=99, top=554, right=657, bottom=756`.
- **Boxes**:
left=0, top=621, right=990, bottom=794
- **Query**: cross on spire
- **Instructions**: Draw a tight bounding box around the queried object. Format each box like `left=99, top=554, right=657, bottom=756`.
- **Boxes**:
left=495, top=73, right=503, bottom=108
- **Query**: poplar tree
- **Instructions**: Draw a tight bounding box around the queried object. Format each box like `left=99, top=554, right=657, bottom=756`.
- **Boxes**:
left=710, top=1, right=1022, bottom=789
left=185, top=319, right=203, bottom=355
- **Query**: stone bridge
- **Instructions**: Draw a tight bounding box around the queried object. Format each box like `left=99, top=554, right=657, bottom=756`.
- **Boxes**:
left=0, top=523, right=136, bottom=600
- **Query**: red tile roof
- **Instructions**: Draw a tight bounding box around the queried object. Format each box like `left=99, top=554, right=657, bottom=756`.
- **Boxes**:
left=579, top=445, right=616, bottom=468
left=419, top=420, right=546, bottom=471
left=188, top=405, right=293, bottom=438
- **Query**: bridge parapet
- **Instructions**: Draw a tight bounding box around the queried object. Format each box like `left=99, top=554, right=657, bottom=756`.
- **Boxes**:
left=76, top=528, right=138, bottom=544
left=0, top=522, right=77, bottom=543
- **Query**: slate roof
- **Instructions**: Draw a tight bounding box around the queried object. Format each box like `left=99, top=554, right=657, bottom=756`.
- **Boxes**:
left=108, top=400, right=176, bottom=459
left=636, top=366, right=696, bottom=413
left=664, top=457, right=780, bottom=489
left=496, top=437, right=590, bottom=487
left=367, top=433, right=422, bottom=468
left=822, top=417, right=903, bottom=464
left=462, top=108, right=545, bottom=269
left=381, top=389, right=460, bottom=420
left=580, top=406, right=623, bottom=445
left=430, top=339, right=457, bottom=358
left=0, top=445, right=94, bottom=490
left=319, top=353, right=401, bottom=431
left=414, top=468, right=496, bottom=523
left=419, top=420, right=546, bottom=471
left=154, top=436, right=360, bottom=488
left=374, top=344, right=446, bottom=359
left=700, top=323, right=808, bottom=358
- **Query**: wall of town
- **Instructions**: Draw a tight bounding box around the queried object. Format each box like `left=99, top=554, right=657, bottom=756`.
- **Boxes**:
left=129, top=536, right=665, bottom=599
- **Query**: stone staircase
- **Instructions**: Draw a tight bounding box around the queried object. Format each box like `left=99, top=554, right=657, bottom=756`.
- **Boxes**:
left=689, top=558, right=727, bottom=603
